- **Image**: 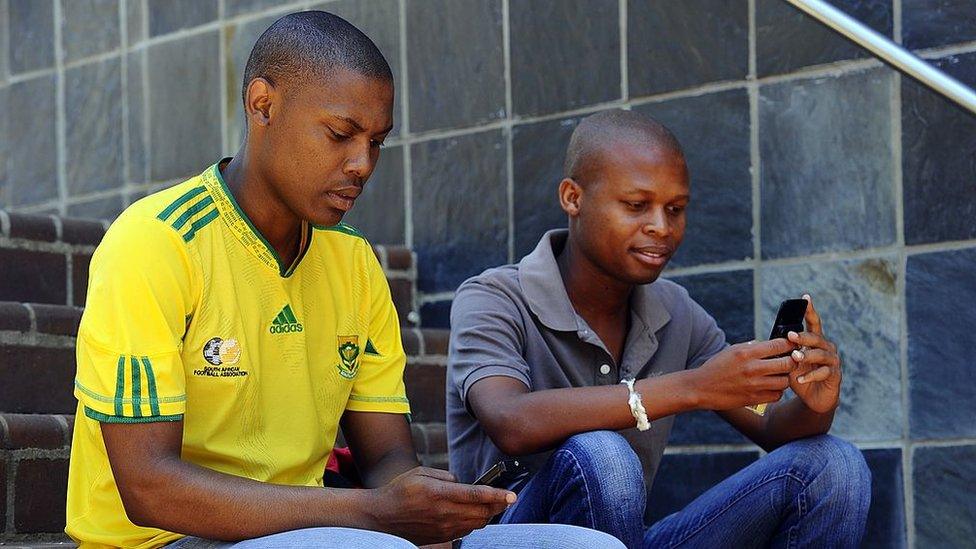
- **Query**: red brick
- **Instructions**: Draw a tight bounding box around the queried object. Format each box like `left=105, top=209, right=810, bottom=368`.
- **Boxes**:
left=421, top=454, right=449, bottom=470
left=404, top=363, right=446, bottom=423
left=14, top=457, right=69, bottom=533
left=423, top=329, right=450, bottom=356
left=60, top=217, right=106, bottom=246
left=389, top=278, right=414, bottom=325
left=0, top=302, right=31, bottom=331
left=402, top=329, right=421, bottom=357
left=1, top=414, right=67, bottom=450
left=0, top=457, right=6, bottom=533
left=31, top=304, right=83, bottom=336
left=411, top=423, right=427, bottom=454
left=423, top=422, right=448, bottom=455
left=384, top=247, right=413, bottom=271
left=0, top=344, right=76, bottom=414
left=7, top=212, right=57, bottom=242
left=72, top=252, right=92, bottom=306
left=0, top=248, right=67, bottom=305
left=63, top=414, right=75, bottom=445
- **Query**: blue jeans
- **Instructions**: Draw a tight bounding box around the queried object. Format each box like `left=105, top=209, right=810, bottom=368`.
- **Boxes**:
left=169, top=523, right=624, bottom=548
left=498, top=431, right=872, bottom=549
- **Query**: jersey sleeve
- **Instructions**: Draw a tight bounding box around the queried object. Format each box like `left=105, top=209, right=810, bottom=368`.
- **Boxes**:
left=345, top=249, right=411, bottom=414
left=74, top=213, right=199, bottom=423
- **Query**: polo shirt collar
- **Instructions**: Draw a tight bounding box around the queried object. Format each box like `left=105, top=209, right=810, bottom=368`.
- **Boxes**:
left=518, top=229, right=672, bottom=336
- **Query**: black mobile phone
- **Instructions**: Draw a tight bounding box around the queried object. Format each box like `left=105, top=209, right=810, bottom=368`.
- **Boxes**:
left=769, top=299, right=808, bottom=340
left=746, top=298, right=809, bottom=417
left=473, top=459, right=529, bottom=489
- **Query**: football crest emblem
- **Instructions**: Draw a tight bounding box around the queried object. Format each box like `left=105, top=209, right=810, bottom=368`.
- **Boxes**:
left=336, top=336, right=361, bottom=379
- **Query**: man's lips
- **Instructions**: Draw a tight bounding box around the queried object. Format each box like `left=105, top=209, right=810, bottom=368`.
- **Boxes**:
left=325, top=187, right=361, bottom=212
left=630, top=246, right=672, bottom=268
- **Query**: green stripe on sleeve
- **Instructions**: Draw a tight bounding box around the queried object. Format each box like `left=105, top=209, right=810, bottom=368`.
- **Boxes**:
left=141, top=356, right=161, bottom=416
left=157, top=186, right=206, bottom=221
left=85, top=407, right=183, bottom=424
left=114, top=355, right=125, bottom=416
left=347, top=394, right=410, bottom=404
left=171, top=195, right=215, bottom=231
left=182, top=209, right=220, bottom=242
left=130, top=356, right=142, bottom=418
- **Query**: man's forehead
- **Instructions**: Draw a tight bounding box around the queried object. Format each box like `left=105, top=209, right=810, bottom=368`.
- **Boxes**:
left=287, top=74, right=394, bottom=128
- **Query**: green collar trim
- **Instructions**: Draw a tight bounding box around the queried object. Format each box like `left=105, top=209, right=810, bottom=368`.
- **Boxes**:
left=206, top=160, right=312, bottom=278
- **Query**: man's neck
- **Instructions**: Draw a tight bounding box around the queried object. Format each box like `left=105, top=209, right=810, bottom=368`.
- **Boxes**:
left=556, top=236, right=633, bottom=325
left=221, top=151, right=303, bottom=268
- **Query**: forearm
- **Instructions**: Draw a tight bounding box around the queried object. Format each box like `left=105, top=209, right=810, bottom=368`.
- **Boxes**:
left=760, top=396, right=835, bottom=450
left=358, top=447, right=421, bottom=488
left=124, top=457, right=378, bottom=540
left=486, top=370, right=699, bottom=455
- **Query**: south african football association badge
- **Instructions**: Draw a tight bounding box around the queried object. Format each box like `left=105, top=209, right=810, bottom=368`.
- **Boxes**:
left=336, top=335, right=361, bottom=379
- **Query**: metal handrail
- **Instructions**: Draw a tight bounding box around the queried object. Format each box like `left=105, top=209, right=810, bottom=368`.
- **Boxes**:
left=787, top=0, right=976, bottom=116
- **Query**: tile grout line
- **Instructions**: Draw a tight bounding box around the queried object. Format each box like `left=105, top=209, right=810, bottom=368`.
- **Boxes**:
left=218, top=0, right=229, bottom=156
left=54, top=0, right=68, bottom=216
left=502, top=0, right=514, bottom=263
left=619, top=0, right=627, bottom=102
left=747, top=0, right=762, bottom=340
left=120, top=0, right=131, bottom=207
left=399, top=0, right=412, bottom=251
left=141, top=0, right=151, bottom=185
left=891, top=3, right=915, bottom=546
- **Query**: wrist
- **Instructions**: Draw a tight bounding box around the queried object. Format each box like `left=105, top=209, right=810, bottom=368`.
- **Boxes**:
left=674, top=369, right=705, bottom=411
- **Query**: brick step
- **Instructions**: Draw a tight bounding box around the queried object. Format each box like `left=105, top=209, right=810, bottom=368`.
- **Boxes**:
left=0, top=413, right=446, bottom=538
left=0, top=301, right=449, bottom=420
left=0, top=211, right=419, bottom=327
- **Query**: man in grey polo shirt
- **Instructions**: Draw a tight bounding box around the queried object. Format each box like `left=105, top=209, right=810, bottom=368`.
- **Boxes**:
left=446, top=110, right=871, bottom=548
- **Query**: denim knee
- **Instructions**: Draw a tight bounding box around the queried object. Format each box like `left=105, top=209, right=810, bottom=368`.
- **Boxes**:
left=790, top=435, right=871, bottom=506
left=558, top=431, right=644, bottom=498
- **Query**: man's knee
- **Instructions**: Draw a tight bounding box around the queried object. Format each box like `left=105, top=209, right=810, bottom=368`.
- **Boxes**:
left=557, top=431, right=644, bottom=497
left=787, top=435, right=871, bottom=508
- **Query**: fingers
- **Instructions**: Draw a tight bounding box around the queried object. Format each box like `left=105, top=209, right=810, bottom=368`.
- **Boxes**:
left=757, top=374, right=791, bottom=392
left=441, top=482, right=516, bottom=505
left=797, top=366, right=832, bottom=384
left=792, top=347, right=840, bottom=369
left=736, top=338, right=795, bottom=359
left=753, top=355, right=796, bottom=375
left=802, top=293, right=824, bottom=335
left=787, top=330, right=836, bottom=353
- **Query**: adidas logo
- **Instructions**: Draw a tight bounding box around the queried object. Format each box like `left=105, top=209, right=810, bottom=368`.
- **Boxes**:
left=270, top=304, right=304, bottom=334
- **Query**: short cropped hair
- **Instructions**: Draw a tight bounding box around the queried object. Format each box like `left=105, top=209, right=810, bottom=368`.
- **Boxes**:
left=242, top=10, right=392, bottom=104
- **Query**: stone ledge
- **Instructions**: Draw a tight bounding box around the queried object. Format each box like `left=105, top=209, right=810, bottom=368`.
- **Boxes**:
left=3, top=211, right=106, bottom=247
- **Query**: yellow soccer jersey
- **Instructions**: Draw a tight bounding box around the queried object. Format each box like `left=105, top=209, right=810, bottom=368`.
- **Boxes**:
left=66, top=161, right=410, bottom=548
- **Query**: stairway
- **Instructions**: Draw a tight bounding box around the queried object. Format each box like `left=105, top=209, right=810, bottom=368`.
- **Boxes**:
left=0, top=211, right=450, bottom=542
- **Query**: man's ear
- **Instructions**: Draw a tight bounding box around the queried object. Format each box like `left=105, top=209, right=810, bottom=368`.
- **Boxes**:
left=244, top=77, right=275, bottom=127
left=558, top=177, right=583, bottom=217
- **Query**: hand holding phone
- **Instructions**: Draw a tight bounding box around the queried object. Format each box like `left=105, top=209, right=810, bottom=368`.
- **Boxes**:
left=745, top=298, right=808, bottom=416
left=473, top=459, right=529, bottom=489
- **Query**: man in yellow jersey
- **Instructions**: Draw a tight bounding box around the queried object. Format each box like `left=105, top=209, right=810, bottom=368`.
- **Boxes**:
left=66, top=11, right=622, bottom=549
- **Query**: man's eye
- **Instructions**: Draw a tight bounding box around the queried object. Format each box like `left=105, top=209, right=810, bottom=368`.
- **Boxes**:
left=370, top=139, right=385, bottom=149
left=668, top=205, right=686, bottom=215
left=625, top=201, right=645, bottom=210
left=329, top=128, right=350, bottom=141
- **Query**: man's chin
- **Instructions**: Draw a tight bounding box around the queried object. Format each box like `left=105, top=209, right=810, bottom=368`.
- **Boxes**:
left=306, top=207, right=345, bottom=228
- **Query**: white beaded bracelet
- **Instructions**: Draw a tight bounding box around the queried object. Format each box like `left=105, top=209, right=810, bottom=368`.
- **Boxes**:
left=621, top=378, right=650, bottom=431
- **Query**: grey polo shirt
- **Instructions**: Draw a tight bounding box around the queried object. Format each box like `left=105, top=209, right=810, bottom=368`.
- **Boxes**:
left=446, top=229, right=728, bottom=498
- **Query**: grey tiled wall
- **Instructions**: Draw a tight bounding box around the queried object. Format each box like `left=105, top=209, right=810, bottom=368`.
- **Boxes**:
left=1, top=1, right=975, bottom=546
